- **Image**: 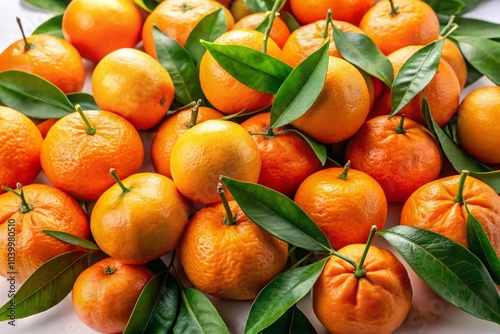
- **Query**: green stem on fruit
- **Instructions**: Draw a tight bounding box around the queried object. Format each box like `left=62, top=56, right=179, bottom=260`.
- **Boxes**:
left=454, top=170, right=469, bottom=204
left=330, top=249, right=359, bottom=269
left=388, top=0, right=400, bottom=16
left=338, top=160, right=351, bottom=181
left=75, top=104, right=96, bottom=135
left=109, top=168, right=130, bottom=194
left=354, top=225, right=377, bottom=279
left=2, top=183, right=33, bottom=213
left=187, top=99, right=202, bottom=128
left=395, top=114, right=407, bottom=134
left=16, top=17, right=34, bottom=51
left=262, top=0, right=282, bottom=53
left=217, top=183, right=237, bottom=226
left=249, top=125, right=275, bottom=140
left=322, top=9, right=333, bottom=39
left=104, top=266, right=116, bottom=275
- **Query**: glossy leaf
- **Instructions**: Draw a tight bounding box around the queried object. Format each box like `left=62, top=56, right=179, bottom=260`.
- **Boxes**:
left=332, top=26, right=393, bottom=87
left=0, top=70, right=74, bottom=119
left=280, top=12, right=301, bottom=32
left=133, top=0, right=160, bottom=12
left=22, top=0, right=70, bottom=13
left=201, top=40, right=292, bottom=94
left=468, top=170, right=500, bottom=193
left=461, top=0, right=482, bottom=13
left=465, top=202, right=500, bottom=284
left=244, top=258, right=328, bottom=334
left=390, top=39, right=443, bottom=117
left=32, top=14, right=63, bottom=38
left=0, top=250, right=89, bottom=321
left=244, top=0, right=275, bottom=12
left=423, top=0, right=464, bottom=15
left=154, top=26, right=204, bottom=106
left=455, top=36, right=500, bottom=85
left=262, top=304, right=317, bottom=334
left=378, top=226, right=500, bottom=324
left=465, top=60, right=484, bottom=86
left=452, top=17, right=500, bottom=39
left=270, top=41, right=329, bottom=128
left=280, top=129, right=327, bottom=165
left=66, top=92, right=100, bottom=110
left=221, top=177, right=331, bottom=253
left=173, top=288, right=230, bottom=334
left=124, top=271, right=179, bottom=334
left=42, top=230, right=100, bottom=250
left=185, top=8, right=227, bottom=67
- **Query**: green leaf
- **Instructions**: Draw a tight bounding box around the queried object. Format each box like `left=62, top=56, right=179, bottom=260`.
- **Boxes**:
left=423, top=0, right=464, bottom=15
left=465, top=60, right=484, bottom=86
left=244, top=0, right=275, bottom=12
left=390, top=39, right=444, bottom=117
left=201, top=41, right=292, bottom=94
left=461, top=0, right=481, bottom=13
left=261, top=304, right=317, bottom=334
left=0, top=70, right=74, bottom=119
left=32, top=14, right=63, bottom=39
left=124, top=271, right=179, bottom=334
left=66, top=92, right=100, bottom=110
left=280, top=12, right=301, bottom=33
left=465, top=202, right=500, bottom=284
left=468, top=170, right=500, bottom=193
left=332, top=27, right=393, bottom=88
left=280, top=129, right=327, bottom=166
left=270, top=41, right=329, bottom=128
left=185, top=8, right=228, bottom=68
left=153, top=26, right=204, bottom=106
left=221, top=177, right=332, bottom=253
left=455, top=36, right=500, bottom=85
left=244, top=258, right=328, bottom=334
left=378, top=225, right=500, bottom=324
left=173, top=288, right=230, bottom=334
left=22, top=0, right=70, bottom=13
left=0, top=250, right=90, bottom=321
left=452, top=17, right=500, bottom=39
left=134, top=0, right=161, bottom=12
left=42, top=230, right=100, bottom=250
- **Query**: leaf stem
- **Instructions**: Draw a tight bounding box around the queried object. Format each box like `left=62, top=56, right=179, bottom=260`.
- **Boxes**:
left=337, top=160, right=351, bottom=180
left=395, top=114, right=407, bottom=134
left=187, top=99, right=202, bottom=128
left=262, top=0, right=282, bottom=54
left=441, top=24, right=459, bottom=40
left=354, top=225, right=377, bottom=279
left=454, top=170, right=469, bottom=204
left=16, top=17, right=34, bottom=51
left=109, top=168, right=130, bottom=194
left=330, top=250, right=358, bottom=269
left=217, top=183, right=237, bottom=225
left=2, top=183, right=33, bottom=213
left=440, top=15, right=456, bottom=36
left=249, top=125, right=275, bottom=139
left=75, top=104, right=96, bottom=135
left=388, top=0, right=400, bottom=16
left=289, top=251, right=314, bottom=270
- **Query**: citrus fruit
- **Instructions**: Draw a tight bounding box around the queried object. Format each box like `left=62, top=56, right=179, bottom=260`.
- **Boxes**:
left=170, top=119, right=261, bottom=204
left=400, top=172, right=500, bottom=256
left=442, top=38, right=467, bottom=91
left=0, top=106, right=43, bottom=193
left=0, top=31, right=85, bottom=94
left=345, top=115, right=443, bottom=203
left=62, top=0, right=143, bottom=63
left=291, top=56, right=371, bottom=144
left=240, top=112, right=323, bottom=197
left=40, top=107, right=144, bottom=202
left=359, top=0, right=440, bottom=55
left=232, top=12, right=291, bottom=48
left=313, top=244, right=412, bottom=334
left=456, top=86, right=500, bottom=164
left=92, top=48, right=175, bottom=130
left=72, top=257, right=153, bottom=333
left=142, top=0, right=235, bottom=58
left=370, top=44, right=461, bottom=127
left=290, top=0, right=374, bottom=26
left=199, top=28, right=283, bottom=115
left=0, top=183, right=90, bottom=283
left=151, top=102, right=223, bottom=179
left=91, top=171, right=189, bottom=264
left=36, top=118, right=58, bottom=139
left=178, top=195, right=288, bottom=300
left=294, top=162, right=387, bottom=250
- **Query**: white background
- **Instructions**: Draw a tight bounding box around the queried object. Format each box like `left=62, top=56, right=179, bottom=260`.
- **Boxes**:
left=0, top=0, right=499, bottom=333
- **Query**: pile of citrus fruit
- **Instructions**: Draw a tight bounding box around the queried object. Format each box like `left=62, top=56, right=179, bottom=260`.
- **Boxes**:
left=1, top=0, right=499, bottom=333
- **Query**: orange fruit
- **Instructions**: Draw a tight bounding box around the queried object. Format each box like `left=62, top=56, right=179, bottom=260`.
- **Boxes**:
left=313, top=244, right=412, bottom=334
left=36, top=118, right=58, bottom=139
left=400, top=173, right=500, bottom=256
left=370, top=45, right=461, bottom=127
left=151, top=103, right=223, bottom=179
left=282, top=19, right=365, bottom=67
left=345, top=115, right=443, bottom=203
left=290, top=0, right=374, bottom=26
left=291, top=56, right=371, bottom=144
left=40, top=108, right=144, bottom=202
left=199, top=28, right=283, bottom=115
left=142, top=0, right=235, bottom=58
left=0, top=33, right=85, bottom=94
left=294, top=163, right=387, bottom=250
left=62, top=0, right=143, bottom=63
left=170, top=119, right=261, bottom=204
left=91, top=48, right=175, bottom=130
left=442, top=38, right=467, bottom=90
left=91, top=171, right=189, bottom=264
left=179, top=199, right=288, bottom=300
left=72, top=257, right=153, bottom=333
left=0, top=183, right=90, bottom=283
left=240, top=112, right=323, bottom=197
left=359, top=0, right=440, bottom=55
left=232, top=12, right=291, bottom=48
left=456, top=86, right=500, bottom=164
left=0, top=106, right=43, bottom=193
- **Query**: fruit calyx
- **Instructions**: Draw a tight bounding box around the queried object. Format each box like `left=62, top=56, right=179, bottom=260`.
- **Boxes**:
left=338, top=160, right=351, bottom=181
left=187, top=99, right=202, bottom=129
left=453, top=170, right=470, bottom=204
left=388, top=0, right=400, bottom=16
left=75, top=104, right=96, bottom=135
left=104, top=266, right=116, bottom=275
left=354, top=225, right=378, bottom=279
left=217, top=182, right=237, bottom=226
left=16, top=17, right=34, bottom=51
left=2, top=183, right=33, bottom=213
left=395, top=114, right=407, bottom=134
left=109, top=168, right=131, bottom=194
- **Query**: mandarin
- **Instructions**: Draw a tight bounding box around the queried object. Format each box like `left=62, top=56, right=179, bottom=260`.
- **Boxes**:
left=232, top=12, right=290, bottom=48
left=442, top=38, right=467, bottom=91
left=290, top=0, right=374, bottom=26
